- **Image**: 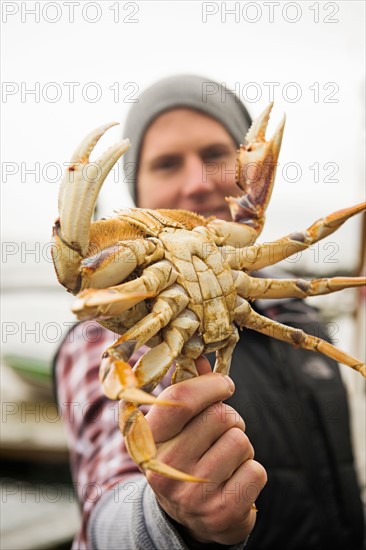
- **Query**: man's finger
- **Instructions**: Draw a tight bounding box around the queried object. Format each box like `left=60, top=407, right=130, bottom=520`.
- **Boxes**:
left=221, top=459, right=267, bottom=514
left=147, top=373, right=235, bottom=443
left=196, top=428, right=254, bottom=484
left=156, top=404, right=246, bottom=468
left=205, top=460, right=266, bottom=545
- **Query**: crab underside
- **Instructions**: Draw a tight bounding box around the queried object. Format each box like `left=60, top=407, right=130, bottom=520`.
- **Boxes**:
left=52, top=104, right=366, bottom=484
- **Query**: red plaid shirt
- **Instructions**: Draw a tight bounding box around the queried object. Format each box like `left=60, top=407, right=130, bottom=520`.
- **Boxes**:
left=55, top=320, right=168, bottom=549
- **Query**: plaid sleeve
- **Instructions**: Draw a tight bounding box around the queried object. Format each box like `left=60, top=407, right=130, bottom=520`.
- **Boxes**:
left=55, top=320, right=158, bottom=549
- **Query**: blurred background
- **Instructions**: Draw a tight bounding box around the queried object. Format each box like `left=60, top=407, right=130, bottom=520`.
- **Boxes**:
left=1, top=1, right=365, bottom=547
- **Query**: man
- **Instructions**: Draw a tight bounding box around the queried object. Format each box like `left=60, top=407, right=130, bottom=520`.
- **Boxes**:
left=55, top=75, right=364, bottom=549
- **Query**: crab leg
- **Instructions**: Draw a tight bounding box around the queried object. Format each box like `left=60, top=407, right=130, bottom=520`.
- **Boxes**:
left=172, top=335, right=205, bottom=384
left=119, top=401, right=207, bottom=482
left=233, top=271, right=366, bottom=300
left=97, top=285, right=190, bottom=403
left=100, top=341, right=185, bottom=407
left=102, top=309, right=203, bottom=482
left=133, top=310, right=200, bottom=391
left=213, top=326, right=240, bottom=375
left=72, top=260, right=178, bottom=320
left=101, top=309, right=200, bottom=400
left=172, top=324, right=240, bottom=381
left=108, top=285, right=190, bottom=353
left=234, top=298, right=366, bottom=377
left=78, top=237, right=165, bottom=291
left=223, top=202, right=366, bottom=272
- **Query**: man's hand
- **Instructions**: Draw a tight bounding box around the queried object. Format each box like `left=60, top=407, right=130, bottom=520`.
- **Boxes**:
left=145, top=357, right=267, bottom=546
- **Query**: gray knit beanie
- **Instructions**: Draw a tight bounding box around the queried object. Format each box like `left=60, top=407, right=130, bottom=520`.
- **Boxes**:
left=122, top=74, right=252, bottom=203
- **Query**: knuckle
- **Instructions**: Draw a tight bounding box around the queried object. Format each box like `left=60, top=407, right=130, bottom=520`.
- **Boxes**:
left=204, top=500, right=238, bottom=535
left=203, top=402, right=228, bottom=424
left=160, top=383, right=187, bottom=403
left=176, top=484, right=201, bottom=510
left=223, top=404, right=245, bottom=430
left=159, top=375, right=234, bottom=420
left=226, top=428, right=253, bottom=457
left=254, top=461, right=268, bottom=487
left=201, top=403, right=243, bottom=428
left=245, top=459, right=268, bottom=488
left=146, top=470, right=174, bottom=496
left=214, top=373, right=235, bottom=395
left=160, top=384, right=197, bottom=417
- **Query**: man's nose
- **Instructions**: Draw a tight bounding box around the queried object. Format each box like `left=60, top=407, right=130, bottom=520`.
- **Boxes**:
left=181, top=155, right=216, bottom=196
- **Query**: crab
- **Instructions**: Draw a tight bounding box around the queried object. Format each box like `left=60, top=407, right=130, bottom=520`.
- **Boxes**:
left=52, top=104, right=366, bottom=483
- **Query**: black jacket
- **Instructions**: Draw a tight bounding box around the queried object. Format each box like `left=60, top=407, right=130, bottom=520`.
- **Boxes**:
left=215, top=299, right=364, bottom=550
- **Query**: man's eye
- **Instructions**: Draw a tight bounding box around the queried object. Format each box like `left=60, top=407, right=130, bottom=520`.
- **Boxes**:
left=203, top=149, right=227, bottom=162
left=151, top=158, right=180, bottom=172
left=158, top=160, right=177, bottom=170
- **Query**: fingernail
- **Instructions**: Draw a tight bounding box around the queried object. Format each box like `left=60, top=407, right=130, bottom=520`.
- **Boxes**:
left=223, top=375, right=235, bottom=392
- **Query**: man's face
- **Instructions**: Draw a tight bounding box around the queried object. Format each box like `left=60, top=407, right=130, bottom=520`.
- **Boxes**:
left=137, top=109, right=239, bottom=221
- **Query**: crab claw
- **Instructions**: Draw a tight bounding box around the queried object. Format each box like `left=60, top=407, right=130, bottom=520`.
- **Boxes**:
left=100, top=356, right=166, bottom=404
left=52, top=123, right=130, bottom=292
left=58, top=123, right=130, bottom=257
left=71, top=289, right=153, bottom=320
left=120, top=402, right=208, bottom=482
left=227, top=103, right=285, bottom=239
left=100, top=351, right=185, bottom=406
